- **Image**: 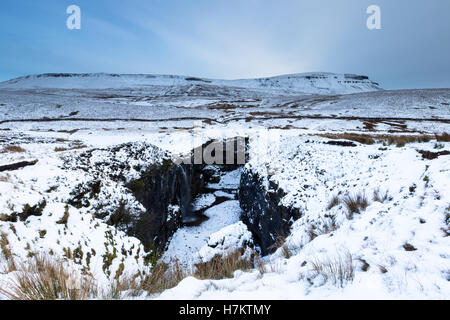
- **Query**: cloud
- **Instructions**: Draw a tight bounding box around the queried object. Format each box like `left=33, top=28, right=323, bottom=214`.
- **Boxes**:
left=1, top=0, right=449, bottom=88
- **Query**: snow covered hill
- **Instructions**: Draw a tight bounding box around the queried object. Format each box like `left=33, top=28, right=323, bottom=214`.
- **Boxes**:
left=0, top=72, right=382, bottom=95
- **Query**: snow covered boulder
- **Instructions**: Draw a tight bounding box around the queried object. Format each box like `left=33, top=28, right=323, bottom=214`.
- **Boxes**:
left=198, top=221, right=254, bottom=262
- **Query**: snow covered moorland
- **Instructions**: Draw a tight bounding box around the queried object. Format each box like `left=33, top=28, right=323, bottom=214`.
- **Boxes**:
left=0, top=72, right=449, bottom=299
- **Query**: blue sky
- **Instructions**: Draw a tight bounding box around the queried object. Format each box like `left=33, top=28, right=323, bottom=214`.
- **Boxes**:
left=1, top=0, right=449, bottom=89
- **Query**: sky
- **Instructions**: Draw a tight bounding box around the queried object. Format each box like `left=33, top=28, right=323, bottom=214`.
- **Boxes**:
left=0, top=0, right=449, bottom=89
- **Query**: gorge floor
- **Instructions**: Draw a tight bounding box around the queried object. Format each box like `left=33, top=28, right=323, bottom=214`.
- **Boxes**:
left=163, top=166, right=244, bottom=268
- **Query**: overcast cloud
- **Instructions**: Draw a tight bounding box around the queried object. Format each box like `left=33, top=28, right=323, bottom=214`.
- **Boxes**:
left=0, top=0, right=449, bottom=89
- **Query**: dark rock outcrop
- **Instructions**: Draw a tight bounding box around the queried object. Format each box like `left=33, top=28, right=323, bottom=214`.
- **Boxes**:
left=0, top=159, right=38, bottom=172
left=127, top=161, right=202, bottom=252
left=417, top=149, right=450, bottom=160
left=325, top=140, right=357, bottom=147
left=126, top=137, right=248, bottom=252
left=239, top=168, right=302, bottom=256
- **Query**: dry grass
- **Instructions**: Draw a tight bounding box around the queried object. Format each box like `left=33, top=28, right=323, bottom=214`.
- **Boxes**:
left=0, top=250, right=187, bottom=300
left=1, top=232, right=16, bottom=272
left=0, top=254, right=97, bottom=300
left=373, top=188, right=389, bottom=203
left=327, top=194, right=340, bottom=210
left=57, top=129, right=79, bottom=135
left=363, top=120, right=377, bottom=131
left=435, top=132, right=450, bottom=142
left=207, top=103, right=239, bottom=110
left=308, top=225, right=318, bottom=241
left=194, top=249, right=254, bottom=280
left=310, top=251, right=355, bottom=288
left=140, top=260, right=186, bottom=295
left=0, top=245, right=261, bottom=299
left=253, top=251, right=266, bottom=275
left=342, top=192, right=369, bottom=219
left=56, top=206, right=70, bottom=225
left=103, top=274, right=142, bottom=299
left=55, top=144, right=87, bottom=152
left=319, top=216, right=338, bottom=234
left=386, top=135, right=432, bottom=147
left=271, top=235, right=292, bottom=259
left=318, top=133, right=435, bottom=147
left=1, top=145, right=26, bottom=153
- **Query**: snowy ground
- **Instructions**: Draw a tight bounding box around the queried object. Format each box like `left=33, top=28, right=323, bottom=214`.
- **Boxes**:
left=0, top=73, right=449, bottom=299
left=159, top=135, right=450, bottom=299
left=163, top=200, right=243, bottom=269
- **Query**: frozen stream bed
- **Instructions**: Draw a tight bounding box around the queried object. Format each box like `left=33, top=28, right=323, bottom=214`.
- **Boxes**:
left=162, top=168, right=245, bottom=269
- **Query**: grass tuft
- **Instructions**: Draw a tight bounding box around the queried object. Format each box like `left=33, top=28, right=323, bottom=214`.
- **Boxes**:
left=435, top=132, right=450, bottom=142
left=310, top=251, right=355, bottom=288
left=56, top=205, right=70, bottom=225
left=140, top=260, right=186, bottom=295
left=1, top=145, right=26, bottom=153
left=1, top=232, right=16, bottom=272
left=272, top=235, right=292, bottom=259
left=327, top=194, right=340, bottom=210
left=342, top=192, right=369, bottom=219
left=0, top=254, right=97, bottom=300
left=373, top=188, right=389, bottom=203
left=194, top=249, right=253, bottom=280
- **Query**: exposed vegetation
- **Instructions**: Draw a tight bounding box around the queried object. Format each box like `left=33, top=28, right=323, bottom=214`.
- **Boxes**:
left=1, top=232, right=16, bottom=272
left=0, top=254, right=97, bottom=300
left=1, top=145, right=26, bottom=153
left=106, top=200, right=133, bottom=230
left=56, top=205, right=70, bottom=225
left=141, top=261, right=186, bottom=295
left=319, top=133, right=439, bottom=147
left=342, top=193, right=369, bottom=219
left=194, top=249, right=254, bottom=280
left=18, top=200, right=47, bottom=222
left=373, top=188, right=389, bottom=203
left=327, top=194, right=340, bottom=210
left=403, top=243, right=417, bottom=251
left=68, top=180, right=102, bottom=209
left=272, top=235, right=292, bottom=259
left=310, top=252, right=355, bottom=288
left=435, top=132, right=450, bottom=142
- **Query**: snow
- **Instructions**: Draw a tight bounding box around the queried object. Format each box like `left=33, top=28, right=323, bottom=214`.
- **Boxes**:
left=158, top=136, right=450, bottom=299
left=0, top=141, right=165, bottom=291
left=162, top=201, right=243, bottom=269
left=206, top=168, right=242, bottom=190
left=0, top=72, right=382, bottom=95
left=192, top=194, right=216, bottom=211
left=198, top=221, right=253, bottom=262
left=0, top=72, right=449, bottom=300
left=213, top=190, right=235, bottom=199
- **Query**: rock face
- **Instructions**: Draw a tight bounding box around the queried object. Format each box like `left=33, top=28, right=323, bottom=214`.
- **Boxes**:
left=0, top=159, right=38, bottom=172
left=239, top=167, right=302, bottom=256
left=127, top=161, right=202, bottom=252
left=125, top=138, right=247, bottom=252
left=64, top=138, right=298, bottom=257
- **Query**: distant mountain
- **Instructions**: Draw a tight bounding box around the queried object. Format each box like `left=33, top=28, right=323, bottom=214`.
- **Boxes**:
left=0, top=72, right=382, bottom=95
